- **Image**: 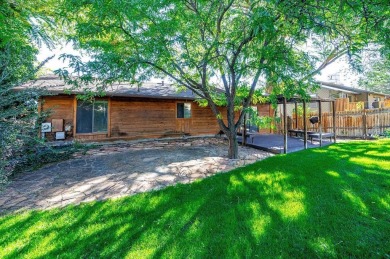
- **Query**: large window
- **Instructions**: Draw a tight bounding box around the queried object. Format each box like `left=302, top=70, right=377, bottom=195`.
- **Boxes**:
left=76, top=101, right=108, bottom=133
left=177, top=103, right=191, bottom=118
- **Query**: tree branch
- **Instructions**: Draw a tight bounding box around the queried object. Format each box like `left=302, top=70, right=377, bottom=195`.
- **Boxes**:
left=142, top=60, right=208, bottom=100
left=234, top=59, right=264, bottom=128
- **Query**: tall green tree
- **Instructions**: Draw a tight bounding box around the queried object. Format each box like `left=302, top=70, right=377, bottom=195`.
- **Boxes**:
left=358, top=55, right=390, bottom=94
left=57, top=0, right=388, bottom=158
left=0, top=0, right=55, bottom=185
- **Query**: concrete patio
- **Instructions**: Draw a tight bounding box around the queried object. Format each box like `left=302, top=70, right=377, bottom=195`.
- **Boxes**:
left=0, top=137, right=273, bottom=214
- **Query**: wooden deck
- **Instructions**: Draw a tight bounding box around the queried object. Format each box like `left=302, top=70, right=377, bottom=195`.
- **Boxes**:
left=238, top=134, right=333, bottom=154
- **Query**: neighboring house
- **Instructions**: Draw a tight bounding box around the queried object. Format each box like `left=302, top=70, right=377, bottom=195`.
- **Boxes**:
left=17, top=75, right=273, bottom=142
left=276, top=81, right=388, bottom=118
left=315, top=81, right=388, bottom=111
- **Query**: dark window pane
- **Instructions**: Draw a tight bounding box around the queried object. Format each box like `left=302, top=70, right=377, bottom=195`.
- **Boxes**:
left=177, top=103, right=184, bottom=118
left=76, top=102, right=93, bottom=133
left=93, top=101, right=108, bottom=132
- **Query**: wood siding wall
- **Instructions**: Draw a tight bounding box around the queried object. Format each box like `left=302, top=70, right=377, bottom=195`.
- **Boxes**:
left=257, top=104, right=275, bottom=134
left=41, top=96, right=75, bottom=140
left=110, top=98, right=177, bottom=139
left=110, top=98, right=223, bottom=139
left=42, top=95, right=226, bottom=141
left=191, top=105, right=225, bottom=135
left=42, top=96, right=74, bottom=124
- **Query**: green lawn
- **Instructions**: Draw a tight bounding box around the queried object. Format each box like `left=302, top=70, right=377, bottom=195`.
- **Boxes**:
left=1, top=140, right=389, bottom=258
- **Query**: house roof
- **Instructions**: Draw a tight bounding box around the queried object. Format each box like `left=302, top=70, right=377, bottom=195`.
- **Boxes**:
left=16, top=75, right=197, bottom=100
left=21, top=75, right=383, bottom=102
left=318, top=81, right=387, bottom=96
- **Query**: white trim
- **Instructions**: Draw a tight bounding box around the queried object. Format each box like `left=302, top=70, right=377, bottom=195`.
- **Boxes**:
left=320, top=84, right=360, bottom=94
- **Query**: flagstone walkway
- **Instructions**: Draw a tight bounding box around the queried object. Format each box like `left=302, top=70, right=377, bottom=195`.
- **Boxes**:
left=0, top=137, right=273, bottom=214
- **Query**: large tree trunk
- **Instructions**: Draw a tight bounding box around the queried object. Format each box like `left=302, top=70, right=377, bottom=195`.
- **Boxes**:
left=226, top=130, right=238, bottom=159
left=204, top=93, right=241, bottom=159
left=226, top=101, right=238, bottom=159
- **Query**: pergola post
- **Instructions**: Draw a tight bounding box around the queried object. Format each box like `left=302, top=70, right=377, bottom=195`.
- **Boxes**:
left=294, top=102, right=298, bottom=129
left=283, top=97, right=288, bottom=154
left=332, top=100, right=337, bottom=143
left=243, top=111, right=247, bottom=146
left=303, top=99, right=307, bottom=149
left=318, top=100, right=322, bottom=147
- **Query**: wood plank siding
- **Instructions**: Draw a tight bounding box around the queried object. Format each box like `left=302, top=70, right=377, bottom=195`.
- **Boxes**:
left=190, top=105, right=226, bottom=135
left=41, top=95, right=75, bottom=141
left=110, top=98, right=177, bottom=139
left=42, top=95, right=74, bottom=124
left=41, top=95, right=227, bottom=141
left=257, top=104, right=275, bottom=134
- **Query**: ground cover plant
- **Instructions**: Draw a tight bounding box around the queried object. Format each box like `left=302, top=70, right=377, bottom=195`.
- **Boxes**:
left=0, top=139, right=389, bottom=258
left=10, top=142, right=93, bottom=175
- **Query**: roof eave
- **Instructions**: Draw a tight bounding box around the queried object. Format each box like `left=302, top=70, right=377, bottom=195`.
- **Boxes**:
left=44, top=90, right=197, bottom=101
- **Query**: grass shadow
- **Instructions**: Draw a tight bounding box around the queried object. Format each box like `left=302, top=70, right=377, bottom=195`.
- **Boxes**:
left=0, top=140, right=389, bottom=258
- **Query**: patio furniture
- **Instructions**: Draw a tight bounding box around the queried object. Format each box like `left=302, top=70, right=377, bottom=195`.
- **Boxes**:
left=288, top=129, right=315, bottom=138
left=308, top=132, right=335, bottom=143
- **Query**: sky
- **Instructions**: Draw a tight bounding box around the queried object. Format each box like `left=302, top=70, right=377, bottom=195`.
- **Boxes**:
left=37, top=43, right=88, bottom=73
left=37, top=43, right=360, bottom=87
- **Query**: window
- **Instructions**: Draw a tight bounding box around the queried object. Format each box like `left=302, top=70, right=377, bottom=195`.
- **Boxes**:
left=177, top=103, right=191, bottom=118
left=339, top=92, right=347, bottom=98
left=76, top=101, right=108, bottom=133
left=309, top=102, right=318, bottom=109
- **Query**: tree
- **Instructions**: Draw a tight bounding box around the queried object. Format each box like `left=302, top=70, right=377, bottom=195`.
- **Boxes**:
left=57, top=0, right=389, bottom=158
left=358, top=55, right=390, bottom=94
left=0, top=0, right=54, bottom=186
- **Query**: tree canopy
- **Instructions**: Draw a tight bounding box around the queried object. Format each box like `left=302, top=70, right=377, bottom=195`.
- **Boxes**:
left=0, top=0, right=55, bottom=185
left=57, top=0, right=389, bottom=158
left=358, top=55, right=390, bottom=94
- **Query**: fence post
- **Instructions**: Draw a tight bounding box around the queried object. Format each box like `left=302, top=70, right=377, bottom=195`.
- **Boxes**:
left=303, top=100, right=307, bottom=149
left=332, top=101, right=337, bottom=143
left=318, top=100, right=322, bottom=147
left=294, top=102, right=298, bottom=129
left=362, top=109, right=367, bottom=139
left=243, top=112, right=247, bottom=145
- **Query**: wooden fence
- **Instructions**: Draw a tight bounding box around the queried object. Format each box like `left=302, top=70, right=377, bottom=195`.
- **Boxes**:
left=335, top=98, right=390, bottom=112
left=335, top=98, right=364, bottom=112
left=285, top=107, right=390, bottom=138
left=381, top=99, right=390, bottom=108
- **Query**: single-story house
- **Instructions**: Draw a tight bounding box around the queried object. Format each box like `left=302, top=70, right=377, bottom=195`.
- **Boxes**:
left=315, top=81, right=388, bottom=110
left=278, top=81, right=389, bottom=116
left=18, top=75, right=273, bottom=141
